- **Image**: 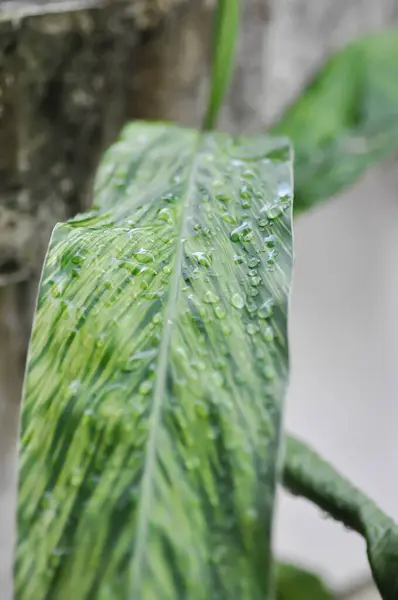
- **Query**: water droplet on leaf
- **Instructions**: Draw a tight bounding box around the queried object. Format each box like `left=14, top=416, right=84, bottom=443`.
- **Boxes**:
left=230, top=221, right=252, bottom=243
left=204, top=290, right=219, bottom=304
left=231, top=293, right=244, bottom=309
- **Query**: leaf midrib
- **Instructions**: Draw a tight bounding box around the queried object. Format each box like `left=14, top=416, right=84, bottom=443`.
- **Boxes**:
left=130, top=131, right=202, bottom=593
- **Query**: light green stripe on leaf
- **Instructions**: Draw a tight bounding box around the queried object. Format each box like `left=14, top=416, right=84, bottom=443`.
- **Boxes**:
left=283, top=435, right=398, bottom=600
left=16, top=122, right=293, bottom=599
left=273, top=30, right=398, bottom=213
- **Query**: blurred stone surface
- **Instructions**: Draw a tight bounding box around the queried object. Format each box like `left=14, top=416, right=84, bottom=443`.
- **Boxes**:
left=0, top=1, right=136, bottom=596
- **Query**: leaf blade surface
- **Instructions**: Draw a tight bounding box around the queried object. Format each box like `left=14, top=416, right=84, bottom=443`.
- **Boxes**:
left=16, top=122, right=294, bottom=600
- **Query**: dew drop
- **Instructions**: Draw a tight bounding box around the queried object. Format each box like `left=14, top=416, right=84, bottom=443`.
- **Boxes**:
left=216, top=193, right=230, bottom=203
left=71, top=254, right=84, bottom=266
left=213, top=179, right=224, bottom=189
left=221, top=212, right=237, bottom=225
left=240, top=185, right=251, bottom=199
left=231, top=293, right=244, bottom=309
left=267, top=250, right=276, bottom=265
left=258, top=300, right=273, bottom=319
left=192, top=360, right=206, bottom=371
left=185, top=456, right=201, bottom=470
left=267, top=204, right=283, bottom=220
left=249, top=275, right=262, bottom=287
left=234, top=254, right=245, bottom=264
left=248, top=257, right=260, bottom=268
left=193, top=251, right=213, bottom=268
left=163, top=265, right=172, bottom=275
left=247, top=288, right=259, bottom=297
left=207, top=427, right=219, bottom=441
left=263, top=326, right=274, bottom=342
left=264, top=235, right=276, bottom=248
left=230, top=221, right=252, bottom=243
left=246, top=301, right=257, bottom=314
left=157, top=208, right=174, bottom=224
left=246, top=323, right=258, bottom=335
left=264, top=365, right=275, bottom=380
left=242, top=231, right=255, bottom=242
left=139, top=380, right=153, bottom=395
left=215, top=306, right=226, bottom=319
left=204, top=290, right=219, bottom=304
left=130, top=348, right=158, bottom=361
left=133, top=249, right=154, bottom=263
left=194, top=401, right=209, bottom=418
left=242, top=169, right=255, bottom=180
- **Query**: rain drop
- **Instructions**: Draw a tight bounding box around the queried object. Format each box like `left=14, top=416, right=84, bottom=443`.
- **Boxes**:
left=258, top=300, right=273, bottom=319
left=264, top=235, right=276, bottom=248
left=247, top=288, right=259, bottom=297
left=204, top=290, right=219, bottom=304
left=267, top=204, right=283, bottom=220
left=221, top=212, right=237, bottom=225
left=157, top=208, right=174, bottom=224
left=248, top=257, right=260, bottom=268
left=139, top=380, right=153, bottom=395
left=214, top=306, right=226, bottom=319
left=249, top=276, right=262, bottom=287
left=216, top=193, right=230, bottom=203
left=230, top=221, right=252, bottom=243
left=234, top=254, right=245, bottom=264
left=246, top=323, right=258, bottom=335
left=231, top=293, right=244, bottom=309
left=193, top=251, right=213, bottom=268
left=263, top=326, right=274, bottom=342
left=133, top=249, right=154, bottom=263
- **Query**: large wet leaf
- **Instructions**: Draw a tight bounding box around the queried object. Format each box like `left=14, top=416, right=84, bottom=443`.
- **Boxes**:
left=15, top=122, right=293, bottom=599
left=283, top=436, right=398, bottom=600
left=273, top=30, right=398, bottom=213
left=276, top=563, right=334, bottom=600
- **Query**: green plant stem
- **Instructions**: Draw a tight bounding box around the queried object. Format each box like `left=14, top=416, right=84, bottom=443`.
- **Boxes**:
left=283, top=435, right=398, bottom=600
left=203, top=0, right=240, bottom=130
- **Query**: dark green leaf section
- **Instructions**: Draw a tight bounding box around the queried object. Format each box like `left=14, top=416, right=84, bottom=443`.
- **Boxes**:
left=203, top=0, right=240, bottom=130
left=276, top=563, right=334, bottom=600
left=15, top=122, right=293, bottom=600
left=273, top=30, right=398, bottom=213
left=283, top=436, right=398, bottom=600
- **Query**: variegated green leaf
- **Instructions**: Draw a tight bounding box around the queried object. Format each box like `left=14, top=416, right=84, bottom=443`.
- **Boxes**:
left=283, top=436, right=398, bottom=600
left=16, top=122, right=293, bottom=599
left=273, top=30, right=398, bottom=213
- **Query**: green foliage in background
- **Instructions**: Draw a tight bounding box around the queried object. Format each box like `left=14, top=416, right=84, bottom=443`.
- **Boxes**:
left=276, top=563, right=334, bottom=600
left=274, top=30, right=398, bottom=213
left=15, top=122, right=293, bottom=599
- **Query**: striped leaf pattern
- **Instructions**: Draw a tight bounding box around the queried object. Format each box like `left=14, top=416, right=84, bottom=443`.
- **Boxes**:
left=15, top=122, right=293, bottom=600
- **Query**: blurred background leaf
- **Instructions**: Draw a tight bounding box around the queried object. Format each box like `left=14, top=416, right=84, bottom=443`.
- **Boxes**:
left=276, top=563, right=335, bottom=600
left=272, top=30, right=398, bottom=214
left=204, top=0, right=240, bottom=129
